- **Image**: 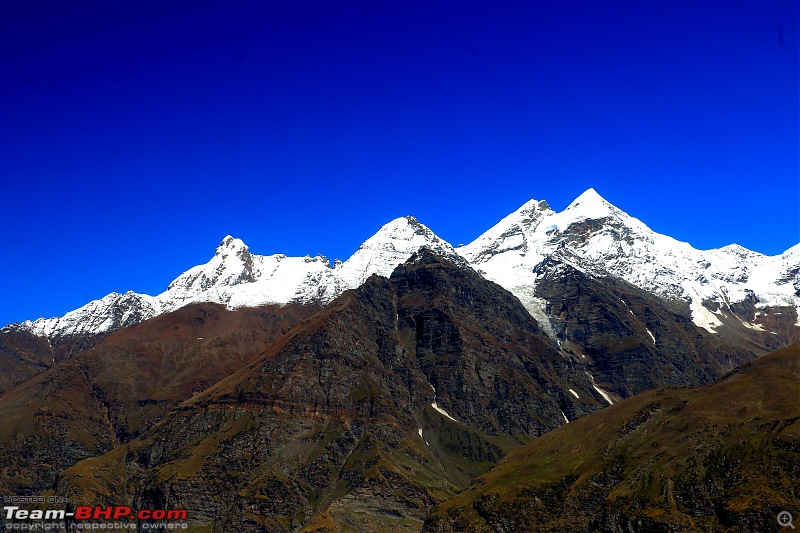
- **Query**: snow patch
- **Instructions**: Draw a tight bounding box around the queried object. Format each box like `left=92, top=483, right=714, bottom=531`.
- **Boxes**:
left=568, top=389, right=580, bottom=399
left=561, top=411, right=569, bottom=424
left=689, top=293, right=723, bottom=332
left=418, top=428, right=430, bottom=447
left=431, top=401, right=458, bottom=423
left=429, top=383, right=458, bottom=422
left=739, top=317, right=765, bottom=331
left=587, top=372, right=614, bottom=405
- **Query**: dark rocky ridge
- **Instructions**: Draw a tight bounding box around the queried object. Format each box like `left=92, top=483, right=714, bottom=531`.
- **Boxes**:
left=533, top=259, right=756, bottom=398
left=0, top=328, right=56, bottom=394
left=0, top=327, right=112, bottom=394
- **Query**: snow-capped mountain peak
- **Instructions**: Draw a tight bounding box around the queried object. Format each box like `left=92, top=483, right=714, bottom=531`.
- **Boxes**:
left=564, top=187, right=614, bottom=213
left=8, top=218, right=460, bottom=339
left=6, top=190, right=798, bottom=344
left=215, top=235, right=250, bottom=258
left=550, top=187, right=638, bottom=234
left=460, top=189, right=799, bottom=335
left=167, top=236, right=257, bottom=299
left=337, top=216, right=456, bottom=288
left=458, top=199, right=553, bottom=265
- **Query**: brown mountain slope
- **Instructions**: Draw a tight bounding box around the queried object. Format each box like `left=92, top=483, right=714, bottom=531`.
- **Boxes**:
left=0, top=326, right=113, bottom=394
left=0, top=301, right=318, bottom=494
left=423, top=344, right=800, bottom=532
left=0, top=328, right=55, bottom=394
left=57, top=251, right=606, bottom=532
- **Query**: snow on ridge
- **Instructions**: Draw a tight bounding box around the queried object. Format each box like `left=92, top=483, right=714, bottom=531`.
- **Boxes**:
left=11, top=291, right=164, bottom=339
left=458, top=189, right=799, bottom=333
left=9, top=217, right=457, bottom=339
left=337, top=216, right=456, bottom=289
left=8, top=189, right=798, bottom=340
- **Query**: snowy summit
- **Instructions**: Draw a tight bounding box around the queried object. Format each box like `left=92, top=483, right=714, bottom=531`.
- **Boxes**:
left=6, top=189, right=799, bottom=340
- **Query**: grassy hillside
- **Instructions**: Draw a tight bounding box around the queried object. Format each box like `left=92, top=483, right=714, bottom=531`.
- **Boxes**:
left=424, top=345, right=800, bottom=532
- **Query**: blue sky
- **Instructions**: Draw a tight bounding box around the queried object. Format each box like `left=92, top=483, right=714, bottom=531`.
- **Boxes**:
left=1, top=0, right=797, bottom=326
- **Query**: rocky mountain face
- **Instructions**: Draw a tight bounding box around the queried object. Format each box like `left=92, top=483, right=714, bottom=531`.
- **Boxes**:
left=423, top=344, right=800, bottom=533
left=531, top=258, right=755, bottom=398
left=0, top=249, right=792, bottom=532
left=51, top=252, right=607, bottom=531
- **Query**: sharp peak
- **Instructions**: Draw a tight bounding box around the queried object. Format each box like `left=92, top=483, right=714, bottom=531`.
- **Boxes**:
left=373, top=215, right=434, bottom=235
left=569, top=187, right=611, bottom=207
left=385, top=215, right=424, bottom=226
left=215, top=235, right=250, bottom=256
left=516, top=198, right=552, bottom=213
left=560, top=188, right=623, bottom=219
left=357, top=215, right=449, bottom=250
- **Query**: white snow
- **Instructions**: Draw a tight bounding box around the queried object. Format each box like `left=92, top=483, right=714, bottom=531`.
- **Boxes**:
left=689, top=291, right=723, bottom=333
left=8, top=189, right=798, bottom=343
left=458, top=188, right=799, bottom=335
left=568, top=389, right=580, bottom=399
left=337, top=216, right=458, bottom=289
left=593, top=384, right=614, bottom=405
left=10, top=218, right=459, bottom=339
left=587, top=372, right=614, bottom=405
left=561, top=411, right=569, bottom=424
left=428, top=383, right=458, bottom=422
left=431, top=400, right=458, bottom=423
left=418, top=428, right=430, bottom=447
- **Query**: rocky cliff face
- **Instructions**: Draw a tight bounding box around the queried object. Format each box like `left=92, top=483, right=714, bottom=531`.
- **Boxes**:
left=1, top=250, right=784, bottom=531
left=2, top=189, right=796, bottom=531
left=532, top=258, right=754, bottom=398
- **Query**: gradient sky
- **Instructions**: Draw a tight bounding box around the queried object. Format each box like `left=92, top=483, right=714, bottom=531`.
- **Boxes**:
left=1, top=0, right=798, bottom=327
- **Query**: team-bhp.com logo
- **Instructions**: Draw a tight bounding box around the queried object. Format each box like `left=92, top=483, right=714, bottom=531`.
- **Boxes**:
left=4, top=505, right=189, bottom=530
left=5, top=507, right=187, bottom=521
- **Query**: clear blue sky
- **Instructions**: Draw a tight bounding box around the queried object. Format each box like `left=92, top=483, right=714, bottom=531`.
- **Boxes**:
left=1, top=0, right=797, bottom=326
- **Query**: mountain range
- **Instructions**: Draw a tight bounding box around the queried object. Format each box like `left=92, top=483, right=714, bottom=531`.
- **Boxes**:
left=1, top=188, right=797, bottom=532
left=6, top=189, right=798, bottom=346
